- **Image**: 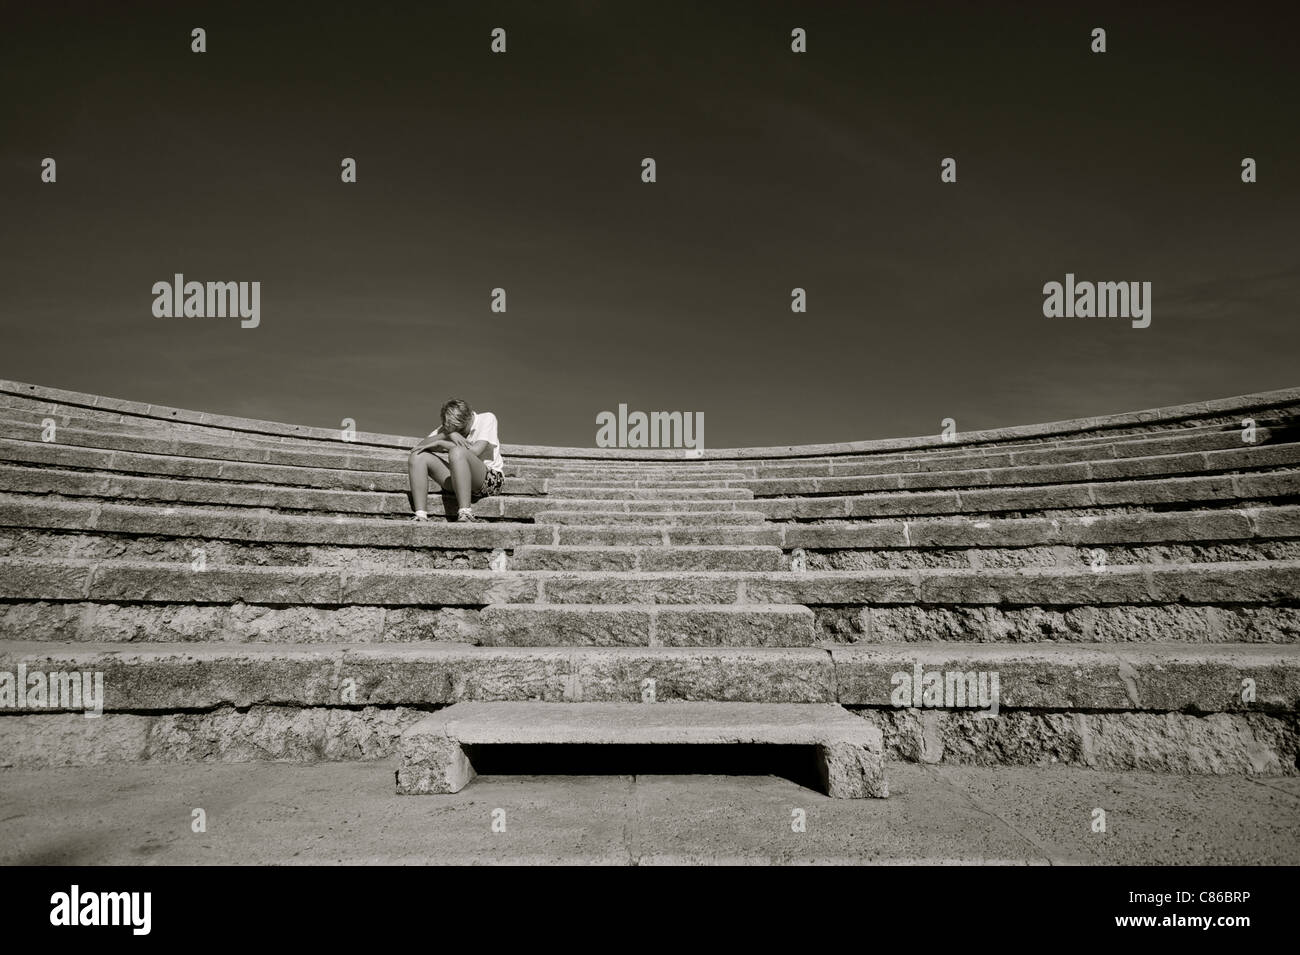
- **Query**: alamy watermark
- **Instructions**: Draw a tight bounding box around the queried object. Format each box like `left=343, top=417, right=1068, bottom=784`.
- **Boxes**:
left=50, top=885, right=150, bottom=935
left=1042, top=273, right=1151, bottom=328
left=1, top=666, right=104, bottom=717
left=890, top=663, right=1000, bottom=717
left=152, top=273, right=260, bottom=328
left=596, top=404, right=704, bottom=453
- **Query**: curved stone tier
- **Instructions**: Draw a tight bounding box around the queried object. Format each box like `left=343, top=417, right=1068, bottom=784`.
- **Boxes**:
left=1, top=378, right=1297, bottom=782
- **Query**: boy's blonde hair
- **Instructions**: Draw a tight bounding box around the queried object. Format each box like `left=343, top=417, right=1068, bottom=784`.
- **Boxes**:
left=440, top=398, right=473, bottom=434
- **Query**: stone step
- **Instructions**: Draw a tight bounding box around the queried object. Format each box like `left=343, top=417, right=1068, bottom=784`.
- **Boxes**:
left=716, top=424, right=1298, bottom=478
left=0, top=463, right=758, bottom=519
left=757, top=471, right=1300, bottom=520
left=4, top=429, right=1294, bottom=507
left=532, top=510, right=770, bottom=526
left=544, top=425, right=1298, bottom=484
left=8, top=498, right=1293, bottom=569
left=552, top=466, right=748, bottom=476
left=519, top=419, right=1300, bottom=476
left=546, top=479, right=745, bottom=490
left=534, top=499, right=756, bottom=513
left=5, top=379, right=1297, bottom=463
left=478, top=604, right=818, bottom=646
left=4, top=456, right=1294, bottom=522
left=4, top=641, right=1292, bottom=712
left=5, top=493, right=1289, bottom=553
left=2, top=558, right=1296, bottom=609
left=782, top=507, right=1300, bottom=550
left=735, top=443, right=1300, bottom=497
left=544, top=486, right=753, bottom=500
left=551, top=525, right=784, bottom=546
left=2, top=641, right=1294, bottom=773
left=0, top=437, right=548, bottom=497
left=511, top=545, right=786, bottom=571
left=395, top=701, right=888, bottom=798
left=0, top=419, right=405, bottom=474
left=5, top=405, right=1293, bottom=485
left=0, top=495, right=552, bottom=549
left=0, top=400, right=394, bottom=456
left=0, top=464, right=437, bottom=516
left=8, top=593, right=1294, bottom=644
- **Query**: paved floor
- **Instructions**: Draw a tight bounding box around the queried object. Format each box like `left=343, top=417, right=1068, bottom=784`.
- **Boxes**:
left=2, top=761, right=1297, bottom=865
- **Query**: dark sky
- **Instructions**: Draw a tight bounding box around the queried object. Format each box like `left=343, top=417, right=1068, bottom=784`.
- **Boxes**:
left=2, top=1, right=1297, bottom=448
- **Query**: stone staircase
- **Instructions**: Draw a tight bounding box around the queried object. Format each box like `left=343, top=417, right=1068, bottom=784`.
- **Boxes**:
left=1, top=379, right=1298, bottom=794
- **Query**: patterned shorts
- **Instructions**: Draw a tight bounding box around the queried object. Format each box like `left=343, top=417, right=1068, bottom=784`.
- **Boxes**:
left=473, top=468, right=504, bottom=501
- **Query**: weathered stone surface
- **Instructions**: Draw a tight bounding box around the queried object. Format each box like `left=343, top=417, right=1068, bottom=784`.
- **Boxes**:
left=817, top=603, right=1300, bottom=645
left=88, top=562, right=343, bottom=603
left=830, top=644, right=1300, bottom=710
left=1239, top=471, right=1300, bottom=499
left=435, top=700, right=866, bottom=743
left=817, top=740, right=889, bottom=798
left=480, top=603, right=816, bottom=647
left=514, top=545, right=784, bottom=572
left=0, top=600, right=478, bottom=643
left=569, top=647, right=833, bottom=702
left=744, top=570, right=922, bottom=604
left=541, top=572, right=741, bottom=605
left=638, top=546, right=784, bottom=571
left=654, top=605, right=817, bottom=647
left=341, top=568, right=538, bottom=605
left=396, top=719, right=476, bottom=794
left=0, top=712, right=154, bottom=767
left=0, top=558, right=92, bottom=599
left=546, top=486, right=752, bottom=500
left=0, top=643, right=340, bottom=710
left=4, top=560, right=1297, bottom=614
left=1091, top=475, right=1236, bottom=506
left=859, top=709, right=1300, bottom=775
left=535, top=509, right=768, bottom=526
left=0, top=705, right=423, bottom=767
left=395, top=702, right=887, bottom=797
left=784, top=508, right=1279, bottom=551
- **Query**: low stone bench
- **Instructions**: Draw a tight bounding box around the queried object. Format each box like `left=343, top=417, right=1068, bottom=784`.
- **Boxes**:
left=395, top=701, right=888, bottom=798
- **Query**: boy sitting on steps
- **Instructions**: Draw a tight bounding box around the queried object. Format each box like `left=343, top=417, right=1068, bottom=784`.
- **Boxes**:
left=407, top=399, right=504, bottom=522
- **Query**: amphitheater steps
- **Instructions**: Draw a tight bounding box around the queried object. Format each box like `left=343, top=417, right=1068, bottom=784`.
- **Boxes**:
left=544, top=487, right=754, bottom=500
left=511, top=545, right=786, bottom=571
left=394, top=702, right=888, bottom=798
left=4, top=559, right=1296, bottom=607
left=532, top=509, right=770, bottom=526
left=2, top=407, right=1296, bottom=484
left=5, top=640, right=1295, bottom=710
left=550, top=526, right=784, bottom=546
left=1, top=559, right=1296, bottom=647
left=2, top=460, right=1295, bottom=521
left=478, top=603, right=818, bottom=647
left=6, top=497, right=1291, bottom=562
left=2, top=378, right=1299, bottom=784
left=2, top=641, right=1295, bottom=777
left=0, top=463, right=766, bottom=519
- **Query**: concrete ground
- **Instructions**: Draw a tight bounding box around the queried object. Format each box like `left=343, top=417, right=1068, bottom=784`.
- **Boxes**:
left=1, top=761, right=1297, bottom=865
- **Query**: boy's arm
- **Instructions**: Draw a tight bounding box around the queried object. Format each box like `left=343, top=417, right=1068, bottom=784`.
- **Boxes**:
left=410, top=430, right=452, bottom=454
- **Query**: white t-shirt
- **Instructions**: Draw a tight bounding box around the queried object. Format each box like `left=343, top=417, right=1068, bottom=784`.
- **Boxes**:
left=429, top=411, right=503, bottom=473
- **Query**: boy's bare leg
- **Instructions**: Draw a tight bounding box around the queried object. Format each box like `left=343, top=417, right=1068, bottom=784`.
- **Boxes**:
left=408, top=450, right=452, bottom=515
left=447, top=444, right=487, bottom=512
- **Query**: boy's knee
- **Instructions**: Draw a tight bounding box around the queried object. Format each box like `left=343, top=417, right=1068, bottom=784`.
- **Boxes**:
left=448, top=444, right=468, bottom=461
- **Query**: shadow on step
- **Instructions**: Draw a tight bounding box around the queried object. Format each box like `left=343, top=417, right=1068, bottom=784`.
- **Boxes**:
left=462, top=743, right=824, bottom=791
